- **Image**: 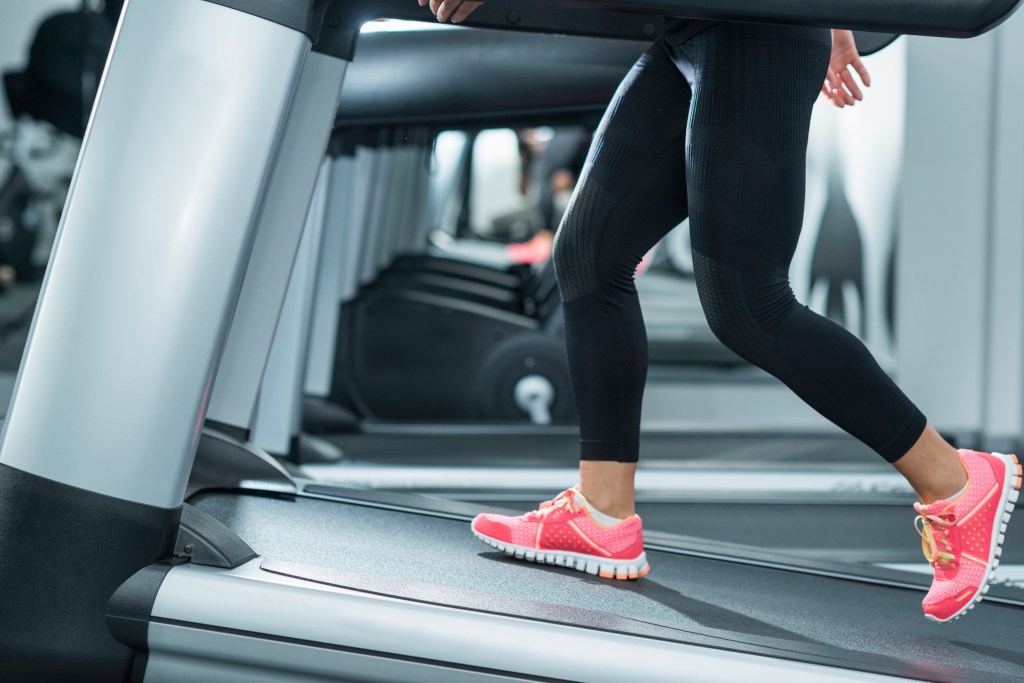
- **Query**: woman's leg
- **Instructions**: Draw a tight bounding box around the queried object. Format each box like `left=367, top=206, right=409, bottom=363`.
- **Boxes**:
left=552, top=43, right=693, bottom=517
left=676, top=23, right=964, bottom=499
left=675, top=23, right=1021, bottom=622
left=469, top=43, right=692, bottom=580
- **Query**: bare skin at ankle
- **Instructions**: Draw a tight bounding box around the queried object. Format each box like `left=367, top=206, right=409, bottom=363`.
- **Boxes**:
left=576, top=423, right=965, bottom=517
left=579, top=461, right=637, bottom=519
left=892, top=423, right=969, bottom=505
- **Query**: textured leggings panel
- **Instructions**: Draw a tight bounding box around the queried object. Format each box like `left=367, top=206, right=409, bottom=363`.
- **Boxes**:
left=554, top=23, right=927, bottom=464
left=692, top=251, right=784, bottom=368
left=554, top=49, right=691, bottom=304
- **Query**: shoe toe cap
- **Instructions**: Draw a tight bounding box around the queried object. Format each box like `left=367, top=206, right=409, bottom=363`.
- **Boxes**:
left=922, top=586, right=979, bottom=622
left=472, top=513, right=514, bottom=543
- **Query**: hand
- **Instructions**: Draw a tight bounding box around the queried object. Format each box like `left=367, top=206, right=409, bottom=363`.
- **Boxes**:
left=421, top=0, right=484, bottom=23
left=822, top=30, right=871, bottom=108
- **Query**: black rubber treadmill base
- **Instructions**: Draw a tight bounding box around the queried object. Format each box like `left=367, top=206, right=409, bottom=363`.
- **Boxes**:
left=190, top=488, right=1024, bottom=683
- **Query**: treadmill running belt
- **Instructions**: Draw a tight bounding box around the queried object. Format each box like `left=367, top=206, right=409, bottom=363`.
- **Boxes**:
left=190, top=491, right=1024, bottom=683
left=320, top=432, right=884, bottom=468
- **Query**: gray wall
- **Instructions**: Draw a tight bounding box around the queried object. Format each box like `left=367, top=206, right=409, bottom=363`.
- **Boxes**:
left=897, top=10, right=1024, bottom=447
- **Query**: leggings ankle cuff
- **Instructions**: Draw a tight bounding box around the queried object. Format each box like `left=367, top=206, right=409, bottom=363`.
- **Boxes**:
left=579, top=440, right=640, bottom=463
left=877, top=409, right=928, bottom=463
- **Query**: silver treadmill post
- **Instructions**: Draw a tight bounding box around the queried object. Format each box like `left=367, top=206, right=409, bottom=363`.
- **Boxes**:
left=305, top=145, right=378, bottom=398
left=359, top=137, right=399, bottom=285
left=206, top=51, right=348, bottom=437
left=304, top=152, right=358, bottom=397
left=0, top=0, right=317, bottom=678
left=0, top=0, right=309, bottom=510
left=253, top=163, right=332, bottom=456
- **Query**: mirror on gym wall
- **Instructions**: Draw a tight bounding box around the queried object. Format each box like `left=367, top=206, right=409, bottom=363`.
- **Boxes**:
left=431, top=126, right=592, bottom=250
left=424, top=36, right=906, bottom=384
left=801, top=37, right=907, bottom=371
left=654, top=39, right=906, bottom=372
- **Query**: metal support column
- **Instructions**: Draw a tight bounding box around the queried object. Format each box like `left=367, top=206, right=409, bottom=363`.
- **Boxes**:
left=253, top=164, right=331, bottom=456
left=0, top=0, right=310, bottom=679
left=205, top=51, right=348, bottom=437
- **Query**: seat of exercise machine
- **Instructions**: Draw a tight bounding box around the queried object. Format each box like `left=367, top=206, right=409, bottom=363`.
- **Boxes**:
left=368, top=268, right=525, bottom=311
left=388, top=254, right=532, bottom=291
left=363, top=256, right=559, bottom=319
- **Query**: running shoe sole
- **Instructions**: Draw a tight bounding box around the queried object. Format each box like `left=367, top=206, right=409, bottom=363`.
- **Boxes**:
left=472, top=529, right=650, bottom=580
left=927, top=451, right=1021, bottom=623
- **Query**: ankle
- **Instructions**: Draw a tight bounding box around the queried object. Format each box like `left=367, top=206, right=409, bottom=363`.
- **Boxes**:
left=578, top=460, right=637, bottom=519
left=918, top=466, right=969, bottom=505
left=576, top=489, right=634, bottom=519
left=892, top=431, right=969, bottom=505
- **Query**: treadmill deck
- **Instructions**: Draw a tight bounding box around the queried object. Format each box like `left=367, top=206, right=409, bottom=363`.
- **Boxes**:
left=190, top=488, right=1024, bottom=683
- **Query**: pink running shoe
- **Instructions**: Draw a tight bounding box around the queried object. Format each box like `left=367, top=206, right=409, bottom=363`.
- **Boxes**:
left=914, top=449, right=1021, bottom=622
left=471, top=487, right=650, bottom=580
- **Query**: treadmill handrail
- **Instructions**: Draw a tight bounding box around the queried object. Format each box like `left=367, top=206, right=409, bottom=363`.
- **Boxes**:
left=358, top=0, right=1022, bottom=38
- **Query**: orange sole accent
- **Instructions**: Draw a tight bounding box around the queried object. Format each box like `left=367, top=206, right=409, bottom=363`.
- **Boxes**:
left=1012, top=453, right=1020, bottom=465
left=603, top=567, right=650, bottom=581
left=638, top=566, right=651, bottom=578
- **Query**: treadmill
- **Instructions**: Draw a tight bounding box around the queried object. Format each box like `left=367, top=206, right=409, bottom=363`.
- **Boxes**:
left=0, top=1, right=1021, bottom=682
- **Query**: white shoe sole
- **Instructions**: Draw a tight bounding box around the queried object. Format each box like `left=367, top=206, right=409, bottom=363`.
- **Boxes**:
left=472, top=528, right=650, bottom=580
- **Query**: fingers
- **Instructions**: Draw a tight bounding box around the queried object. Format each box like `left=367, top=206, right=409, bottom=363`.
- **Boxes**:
left=821, top=83, right=840, bottom=108
left=435, top=0, right=462, bottom=21
left=821, top=72, right=845, bottom=108
left=432, top=0, right=482, bottom=22
left=426, top=0, right=483, bottom=23
left=852, top=56, right=872, bottom=88
left=823, top=77, right=847, bottom=108
left=831, top=71, right=855, bottom=106
left=840, top=67, right=863, bottom=101
left=451, top=1, right=483, bottom=22
left=819, top=82, right=843, bottom=108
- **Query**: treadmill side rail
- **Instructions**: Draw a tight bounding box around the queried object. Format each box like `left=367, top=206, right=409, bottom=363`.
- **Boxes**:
left=144, top=559, right=917, bottom=683
left=106, top=558, right=190, bottom=654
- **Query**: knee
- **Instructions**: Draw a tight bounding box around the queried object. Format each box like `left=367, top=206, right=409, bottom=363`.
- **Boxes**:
left=550, top=215, right=579, bottom=301
left=693, top=251, right=796, bottom=365
left=552, top=179, right=615, bottom=303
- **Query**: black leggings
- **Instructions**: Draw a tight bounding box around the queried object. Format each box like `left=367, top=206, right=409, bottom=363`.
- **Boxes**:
left=553, top=22, right=927, bottom=464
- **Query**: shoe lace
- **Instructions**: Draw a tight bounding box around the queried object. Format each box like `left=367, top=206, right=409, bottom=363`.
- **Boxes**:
left=914, top=508, right=957, bottom=568
left=525, top=488, right=579, bottom=521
